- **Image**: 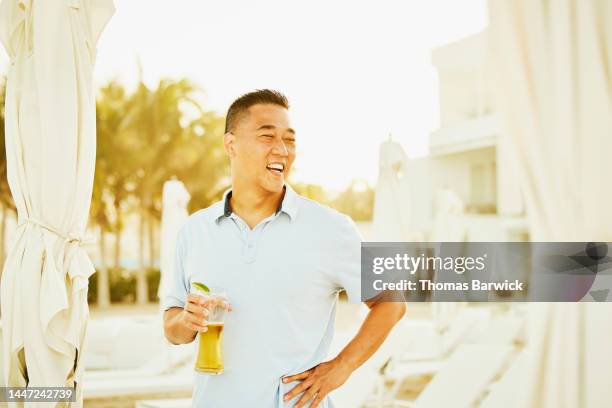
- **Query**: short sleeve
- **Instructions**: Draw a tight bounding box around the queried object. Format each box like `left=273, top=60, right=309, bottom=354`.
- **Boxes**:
left=161, top=226, right=190, bottom=311
left=330, top=215, right=364, bottom=304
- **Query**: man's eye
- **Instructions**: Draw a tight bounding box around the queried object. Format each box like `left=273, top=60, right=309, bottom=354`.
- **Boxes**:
left=284, top=138, right=296, bottom=143
left=261, top=134, right=274, bottom=138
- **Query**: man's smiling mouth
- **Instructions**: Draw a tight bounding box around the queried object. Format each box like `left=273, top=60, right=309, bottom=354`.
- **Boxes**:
left=267, top=162, right=285, bottom=175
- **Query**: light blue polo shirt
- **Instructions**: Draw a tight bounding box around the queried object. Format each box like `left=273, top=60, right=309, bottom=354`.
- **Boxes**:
left=162, top=184, right=363, bottom=408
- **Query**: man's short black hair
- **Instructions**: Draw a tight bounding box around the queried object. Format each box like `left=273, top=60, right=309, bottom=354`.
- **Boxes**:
left=224, top=89, right=289, bottom=134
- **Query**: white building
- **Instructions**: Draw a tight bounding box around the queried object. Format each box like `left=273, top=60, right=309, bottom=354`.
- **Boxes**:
left=374, top=31, right=529, bottom=242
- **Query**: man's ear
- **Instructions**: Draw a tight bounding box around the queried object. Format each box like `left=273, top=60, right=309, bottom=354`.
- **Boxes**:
left=224, top=132, right=236, bottom=158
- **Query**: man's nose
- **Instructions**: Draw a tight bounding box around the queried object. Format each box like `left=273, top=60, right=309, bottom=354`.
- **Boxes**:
left=271, top=137, right=289, bottom=156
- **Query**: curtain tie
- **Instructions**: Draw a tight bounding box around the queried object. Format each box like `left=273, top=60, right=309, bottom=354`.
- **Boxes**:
left=19, top=217, right=95, bottom=246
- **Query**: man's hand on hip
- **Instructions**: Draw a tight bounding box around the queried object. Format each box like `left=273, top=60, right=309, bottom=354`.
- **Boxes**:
left=282, top=359, right=352, bottom=408
left=281, top=299, right=405, bottom=407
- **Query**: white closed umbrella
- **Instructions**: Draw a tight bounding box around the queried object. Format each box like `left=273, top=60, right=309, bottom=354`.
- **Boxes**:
left=158, top=180, right=190, bottom=371
left=373, top=138, right=437, bottom=242
left=372, top=138, right=412, bottom=241
left=158, top=179, right=190, bottom=303
left=0, top=0, right=114, bottom=405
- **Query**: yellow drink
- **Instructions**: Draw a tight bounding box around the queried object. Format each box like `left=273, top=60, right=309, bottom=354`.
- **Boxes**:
left=195, top=323, right=224, bottom=374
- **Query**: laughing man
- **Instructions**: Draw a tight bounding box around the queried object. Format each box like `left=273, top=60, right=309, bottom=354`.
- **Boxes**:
left=162, top=89, right=406, bottom=407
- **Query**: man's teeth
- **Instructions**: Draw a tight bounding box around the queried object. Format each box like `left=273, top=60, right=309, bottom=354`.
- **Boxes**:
left=267, top=163, right=284, bottom=172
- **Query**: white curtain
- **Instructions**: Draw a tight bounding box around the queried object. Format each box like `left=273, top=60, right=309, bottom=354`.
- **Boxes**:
left=488, top=0, right=612, bottom=407
left=0, top=0, right=114, bottom=406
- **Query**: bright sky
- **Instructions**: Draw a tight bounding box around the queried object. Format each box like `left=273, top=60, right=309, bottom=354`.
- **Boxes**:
left=0, top=0, right=488, bottom=190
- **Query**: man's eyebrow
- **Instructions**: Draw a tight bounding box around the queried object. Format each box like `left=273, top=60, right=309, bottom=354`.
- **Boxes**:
left=256, top=124, right=296, bottom=135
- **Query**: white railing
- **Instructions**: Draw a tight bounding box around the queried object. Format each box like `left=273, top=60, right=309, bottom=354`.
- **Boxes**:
left=430, top=114, right=501, bottom=156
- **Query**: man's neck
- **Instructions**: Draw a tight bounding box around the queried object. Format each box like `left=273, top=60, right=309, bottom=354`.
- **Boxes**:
left=229, top=183, right=284, bottom=229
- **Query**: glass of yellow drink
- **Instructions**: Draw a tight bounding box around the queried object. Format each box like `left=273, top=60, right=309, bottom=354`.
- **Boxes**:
left=191, top=284, right=227, bottom=375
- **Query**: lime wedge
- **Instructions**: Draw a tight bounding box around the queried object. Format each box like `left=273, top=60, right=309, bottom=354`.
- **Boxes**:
left=191, top=282, right=210, bottom=294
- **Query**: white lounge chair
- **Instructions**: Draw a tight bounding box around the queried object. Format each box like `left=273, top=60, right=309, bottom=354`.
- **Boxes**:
left=398, top=307, right=491, bottom=362
left=466, top=312, right=525, bottom=347
left=368, top=308, right=523, bottom=407
left=402, top=344, right=516, bottom=408
left=83, top=362, right=193, bottom=399
left=85, top=315, right=167, bottom=371
left=83, top=314, right=196, bottom=399
left=478, top=349, right=528, bottom=408
left=135, top=398, right=192, bottom=408
left=362, top=308, right=488, bottom=407
left=379, top=307, right=492, bottom=385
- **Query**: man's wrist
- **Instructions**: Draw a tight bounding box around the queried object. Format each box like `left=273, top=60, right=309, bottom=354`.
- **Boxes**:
left=333, top=353, right=358, bottom=374
left=164, top=308, right=197, bottom=344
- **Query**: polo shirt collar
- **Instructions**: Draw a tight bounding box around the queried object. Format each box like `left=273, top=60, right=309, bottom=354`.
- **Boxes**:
left=214, top=184, right=298, bottom=223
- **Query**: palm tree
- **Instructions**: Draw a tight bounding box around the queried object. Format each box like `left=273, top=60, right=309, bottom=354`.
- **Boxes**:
left=123, top=79, right=207, bottom=303
left=94, top=81, right=135, bottom=306
left=180, top=111, right=231, bottom=213
left=90, top=151, right=111, bottom=307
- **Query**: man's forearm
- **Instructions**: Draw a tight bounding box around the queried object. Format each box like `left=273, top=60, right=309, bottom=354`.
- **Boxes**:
left=163, top=307, right=198, bottom=345
left=335, top=301, right=406, bottom=372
